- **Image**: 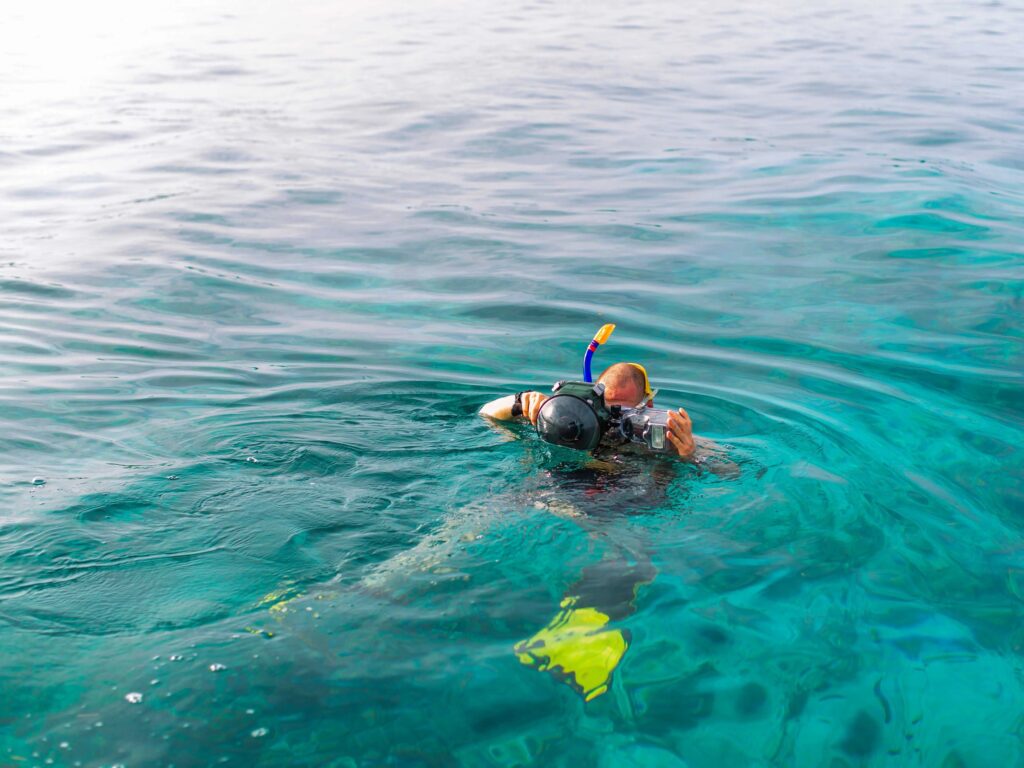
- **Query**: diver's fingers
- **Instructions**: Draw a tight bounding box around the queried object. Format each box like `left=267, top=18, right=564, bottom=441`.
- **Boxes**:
left=666, top=430, right=694, bottom=459
left=667, top=410, right=692, bottom=435
left=528, top=403, right=543, bottom=424
left=667, top=410, right=695, bottom=458
left=672, top=429, right=695, bottom=456
left=524, top=392, right=547, bottom=425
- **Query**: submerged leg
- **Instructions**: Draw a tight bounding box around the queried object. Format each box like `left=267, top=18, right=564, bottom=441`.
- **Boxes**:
left=514, top=556, right=655, bottom=701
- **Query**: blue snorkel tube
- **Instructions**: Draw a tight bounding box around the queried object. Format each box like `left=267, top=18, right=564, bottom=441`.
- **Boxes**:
left=583, top=324, right=616, bottom=382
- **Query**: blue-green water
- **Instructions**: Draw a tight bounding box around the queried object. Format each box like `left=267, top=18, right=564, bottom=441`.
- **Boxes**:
left=2, top=0, right=1023, bottom=765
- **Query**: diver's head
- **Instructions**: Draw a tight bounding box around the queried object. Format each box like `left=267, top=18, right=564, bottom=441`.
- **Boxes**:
left=598, top=362, right=653, bottom=407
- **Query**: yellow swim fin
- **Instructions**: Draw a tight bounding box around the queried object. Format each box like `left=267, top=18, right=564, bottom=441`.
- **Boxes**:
left=514, top=596, right=629, bottom=702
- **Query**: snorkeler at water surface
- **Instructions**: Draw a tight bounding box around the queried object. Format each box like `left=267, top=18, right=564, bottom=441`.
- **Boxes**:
left=480, top=361, right=698, bottom=459
left=475, top=325, right=735, bottom=701
left=480, top=324, right=700, bottom=460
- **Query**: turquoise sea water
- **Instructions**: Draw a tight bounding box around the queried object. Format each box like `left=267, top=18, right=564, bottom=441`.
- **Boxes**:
left=2, top=0, right=1023, bottom=765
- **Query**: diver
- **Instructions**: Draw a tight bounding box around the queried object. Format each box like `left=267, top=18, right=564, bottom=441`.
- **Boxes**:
left=478, top=324, right=727, bottom=703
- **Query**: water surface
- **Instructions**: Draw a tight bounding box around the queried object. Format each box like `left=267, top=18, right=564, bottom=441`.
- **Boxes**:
left=1, top=0, right=1023, bottom=765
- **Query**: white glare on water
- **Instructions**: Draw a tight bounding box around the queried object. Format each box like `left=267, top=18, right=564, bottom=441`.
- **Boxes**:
left=2, top=2, right=191, bottom=96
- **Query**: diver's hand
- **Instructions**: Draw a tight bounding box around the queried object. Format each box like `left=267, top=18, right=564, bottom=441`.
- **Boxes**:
left=522, top=391, right=548, bottom=425
left=667, top=408, right=695, bottom=459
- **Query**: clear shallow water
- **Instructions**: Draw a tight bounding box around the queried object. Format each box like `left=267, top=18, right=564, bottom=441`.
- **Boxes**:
left=2, top=0, right=1023, bottom=764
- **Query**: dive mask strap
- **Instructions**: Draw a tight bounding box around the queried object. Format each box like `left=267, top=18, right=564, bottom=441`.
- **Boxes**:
left=638, top=388, right=658, bottom=408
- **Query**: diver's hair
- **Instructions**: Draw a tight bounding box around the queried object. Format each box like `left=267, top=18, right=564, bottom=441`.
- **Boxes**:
left=597, top=362, right=645, bottom=394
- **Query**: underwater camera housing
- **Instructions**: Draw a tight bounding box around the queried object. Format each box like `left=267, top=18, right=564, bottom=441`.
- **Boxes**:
left=616, top=401, right=672, bottom=453
left=535, top=380, right=674, bottom=454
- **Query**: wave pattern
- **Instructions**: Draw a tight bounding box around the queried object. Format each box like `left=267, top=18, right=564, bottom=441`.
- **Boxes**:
left=1, top=0, right=1023, bottom=765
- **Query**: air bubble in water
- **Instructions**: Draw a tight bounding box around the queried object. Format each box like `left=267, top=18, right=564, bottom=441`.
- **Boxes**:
left=169, top=654, right=183, bottom=661
left=31, top=477, right=46, bottom=485
left=251, top=727, right=269, bottom=738
left=125, top=692, right=143, bottom=704
left=209, top=663, right=227, bottom=672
